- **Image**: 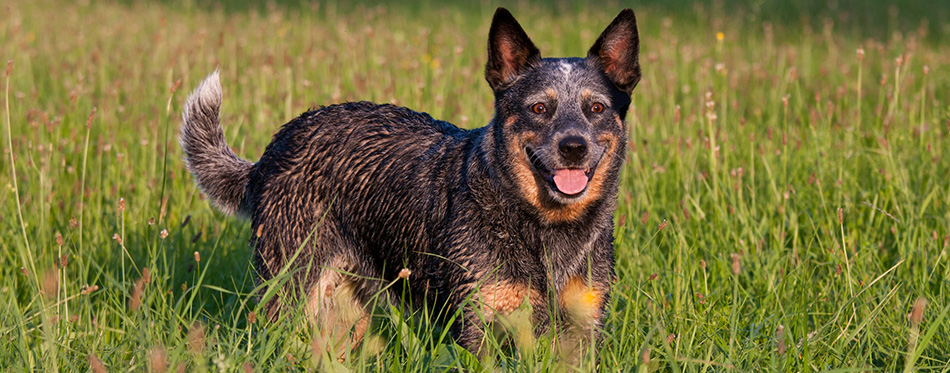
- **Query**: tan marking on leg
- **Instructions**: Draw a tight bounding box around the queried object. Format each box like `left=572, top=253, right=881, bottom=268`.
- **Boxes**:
left=477, top=281, right=540, bottom=318
left=558, top=276, right=606, bottom=327
left=555, top=276, right=608, bottom=365
left=308, top=259, right=370, bottom=359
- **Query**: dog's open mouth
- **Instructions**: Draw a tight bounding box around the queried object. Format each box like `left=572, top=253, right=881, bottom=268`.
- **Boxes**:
left=525, top=147, right=595, bottom=196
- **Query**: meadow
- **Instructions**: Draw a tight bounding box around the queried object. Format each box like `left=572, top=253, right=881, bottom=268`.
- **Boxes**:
left=1, top=0, right=949, bottom=370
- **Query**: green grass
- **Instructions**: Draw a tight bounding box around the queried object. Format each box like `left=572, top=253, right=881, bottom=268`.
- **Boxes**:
left=2, top=0, right=949, bottom=371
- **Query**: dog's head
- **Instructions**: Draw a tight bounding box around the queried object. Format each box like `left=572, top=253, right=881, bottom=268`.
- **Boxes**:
left=487, top=8, right=640, bottom=222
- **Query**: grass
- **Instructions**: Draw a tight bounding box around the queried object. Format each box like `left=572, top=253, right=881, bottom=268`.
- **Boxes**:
left=2, top=0, right=949, bottom=370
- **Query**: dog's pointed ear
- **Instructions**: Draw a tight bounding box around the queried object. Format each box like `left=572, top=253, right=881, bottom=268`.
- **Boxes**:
left=485, top=8, right=542, bottom=91
left=588, top=9, right=641, bottom=93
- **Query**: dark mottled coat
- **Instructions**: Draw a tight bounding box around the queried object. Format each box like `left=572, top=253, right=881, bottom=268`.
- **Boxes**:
left=181, top=8, right=641, bottom=353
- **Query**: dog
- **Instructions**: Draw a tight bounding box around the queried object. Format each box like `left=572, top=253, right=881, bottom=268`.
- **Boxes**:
left=181, top=7, right=640, bottom=355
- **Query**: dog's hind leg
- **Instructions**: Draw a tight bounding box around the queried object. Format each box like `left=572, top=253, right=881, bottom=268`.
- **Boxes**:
left=307, top=253, right=377, bottom=359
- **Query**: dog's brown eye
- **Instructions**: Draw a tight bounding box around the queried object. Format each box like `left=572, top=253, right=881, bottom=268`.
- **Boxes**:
left=591, top=102, right=605, bottom=113
left=531, top=103, right=546, bottom=114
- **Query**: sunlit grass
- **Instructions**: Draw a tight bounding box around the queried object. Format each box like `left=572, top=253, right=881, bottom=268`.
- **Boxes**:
left=2, top=0, right=949, bottom=370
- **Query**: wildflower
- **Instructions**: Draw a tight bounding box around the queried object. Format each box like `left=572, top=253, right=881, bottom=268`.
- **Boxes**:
left=112, top=233, right=123, bottom=245
left=194, top=251, right=201, bottom=263
left=856, top=48, right=865, bottom=61
left=56, top=233, right=63, bottom=246
left=160, top=229, right=169, bottom=239
left=247, top=311, right=257, bottom=324
left=117, top=198, right=125, bottom=213
left=398, top=268, right=412, bottom=279
left=716, top=32, right=724, bottom=41
left=641, top=348, right=651, bottom=365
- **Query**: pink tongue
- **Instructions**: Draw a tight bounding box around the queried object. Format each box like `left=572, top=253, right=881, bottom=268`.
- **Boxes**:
left=553, top=169, right=589, bottom=195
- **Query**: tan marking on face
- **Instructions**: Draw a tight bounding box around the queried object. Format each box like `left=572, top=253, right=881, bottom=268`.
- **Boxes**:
left=542, top=132, right=618, bottom=222
left=545, top=88, right=557, bottom=101
left=614, top=113, right=624, bottom=129
left=505, top=115, right=519, bottom=127
left=581, top=89, right=592, bottom=100
left=507, top=129, right=620, bottom=223
left=477, top=281, right=540, bottom=318
left=558, top=276, right=606, bottom=328
left=508, top=131, right=543, bottom=210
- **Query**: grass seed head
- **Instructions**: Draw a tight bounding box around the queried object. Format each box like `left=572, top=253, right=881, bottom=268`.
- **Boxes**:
left=85, top=107, right=96, bottom=130
left=187, top=323, right=206, bottom=356
left=910, top=297, right=927, bottom=326
left=88, top=353, right=107, bottom=373
left=148, top=347, right=168, bottom=373
left=731, top=253, right=741, bottom=275
left=777, top=325, right=786, bottom=355
left=170, top=77, right=182, bottom=94
left=130, top=277, right=146, bottom=312
left=41, top=268, right=59, bottom=300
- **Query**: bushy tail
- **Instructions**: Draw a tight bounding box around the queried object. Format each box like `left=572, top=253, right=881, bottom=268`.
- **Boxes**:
left=180, top=71, right=253, bottom=217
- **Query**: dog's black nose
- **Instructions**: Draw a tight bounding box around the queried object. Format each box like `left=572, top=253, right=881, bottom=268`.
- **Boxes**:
left=558, top=136, right=588, bottom=162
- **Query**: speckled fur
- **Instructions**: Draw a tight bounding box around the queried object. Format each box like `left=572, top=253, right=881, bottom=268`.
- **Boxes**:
left=180, top=8, right=641, bottom=354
